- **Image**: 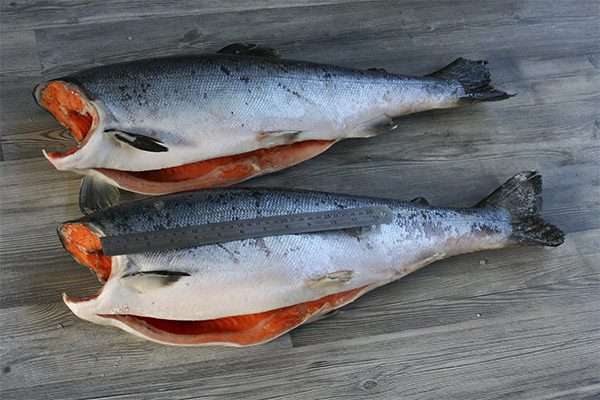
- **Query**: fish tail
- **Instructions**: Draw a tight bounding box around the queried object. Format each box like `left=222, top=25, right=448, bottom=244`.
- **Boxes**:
left=476, top=171, right=564, bottom=247
left=428, top=58, right=514, bottom=103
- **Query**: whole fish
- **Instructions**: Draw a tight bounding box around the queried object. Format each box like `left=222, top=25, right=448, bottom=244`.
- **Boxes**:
left=59, top=171, right=563, bottom=346
left=34, top=44, right=512, bottom=212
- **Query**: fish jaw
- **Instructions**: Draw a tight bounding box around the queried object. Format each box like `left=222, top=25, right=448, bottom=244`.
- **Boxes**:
left=42, top=125, right=124, bottom=173
left=63, top=293, right=106, bottom=325
left=89, top=139, right=337, bottom=195
left=43, top=147, right=85, bottom=171
left=63, top=285, right=375, bottom=346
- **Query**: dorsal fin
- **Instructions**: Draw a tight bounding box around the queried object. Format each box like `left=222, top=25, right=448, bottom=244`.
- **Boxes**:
left=411, top=197, right=430, bottom=205
left=217, top=43, right=281, bottom=58
left=367, top=67, right=388, bottom=74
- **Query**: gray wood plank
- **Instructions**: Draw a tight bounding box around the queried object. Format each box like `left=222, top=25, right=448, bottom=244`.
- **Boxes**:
left=1, top=0, right=599, bottom=399
left=0, top=30, right=41, bottom=77
left=32, top=1, right=598, bottom=76
left=2, top=301, right=598, bottom=399
left=0, top=0, right=357, bottom=31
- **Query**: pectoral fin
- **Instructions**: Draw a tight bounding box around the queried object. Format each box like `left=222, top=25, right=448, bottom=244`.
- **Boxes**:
left=80, top=174, right=121, bottom=214
left=121, top=271, right=190, bottom=293
left=217, top=43, right=281, bottom=58
left=110, top=130, right=169, bottom=153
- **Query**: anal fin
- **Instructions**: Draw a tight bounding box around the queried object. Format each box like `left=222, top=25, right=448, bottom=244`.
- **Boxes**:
left=80, top=174, right=121, bottom=214
left=403, top=253, right=446, bottom=275
left=347, top=114, right=397, bottom=138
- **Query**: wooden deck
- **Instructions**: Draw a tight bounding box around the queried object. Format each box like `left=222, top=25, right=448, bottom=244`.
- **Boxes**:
left=1, top=1, right=598, bottom=398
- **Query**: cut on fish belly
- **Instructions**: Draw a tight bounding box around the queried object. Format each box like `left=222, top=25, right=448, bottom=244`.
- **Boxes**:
left=92, top=139, right=337, bottom=195
left=34, top=43, right=512, bottom=212
left=59, top=171, right=563, bottom=346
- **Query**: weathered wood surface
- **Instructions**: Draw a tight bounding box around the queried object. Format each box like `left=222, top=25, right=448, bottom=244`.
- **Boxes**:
left=1, top=1, right=598, bottom=398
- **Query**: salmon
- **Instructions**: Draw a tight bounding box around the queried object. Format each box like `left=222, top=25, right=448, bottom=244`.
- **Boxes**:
left=59, top=171, right=563, bottom=346
left=34, top=43, right=512, bottom=212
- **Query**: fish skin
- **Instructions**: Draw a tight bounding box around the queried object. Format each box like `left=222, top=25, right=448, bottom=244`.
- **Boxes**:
left=35, top=48, right=511, bottom=175
left=59, top=172, right=563, bottom=346
left=63, top=187, right=510, bottom=320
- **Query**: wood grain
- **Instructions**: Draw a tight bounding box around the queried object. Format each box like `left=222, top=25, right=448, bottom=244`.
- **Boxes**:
left=1, top=1, right=598, bottom=399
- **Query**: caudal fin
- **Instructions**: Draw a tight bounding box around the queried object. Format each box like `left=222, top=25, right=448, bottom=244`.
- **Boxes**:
left=428, top=58, right=514, bottom=103
left=476, top=171, right=564, bottom=247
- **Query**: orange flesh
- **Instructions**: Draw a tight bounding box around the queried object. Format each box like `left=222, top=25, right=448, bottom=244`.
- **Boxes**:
left=94, top=139, right=337, bottom=194
left=102, top=285, right=367, bottom=346
left=127, top=140, right=336, bottom=182
left=40, top=82, right=94, bottom=142
left=60, top=224, right=112, bottom=283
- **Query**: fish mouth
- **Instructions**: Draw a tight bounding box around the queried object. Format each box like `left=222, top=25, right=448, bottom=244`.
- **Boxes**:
left=34, top=80, right=99, bottom=163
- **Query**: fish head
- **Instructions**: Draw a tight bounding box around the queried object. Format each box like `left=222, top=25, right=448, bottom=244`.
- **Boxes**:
left=57, top=219, right=121, bottom=329
left=57, top=220, right=140, bottom=335
left=35, top=80, right=94, bottom=170
left=57, top=220, right=112, bottom=283
left=34, top=80, right=118, bottom=172
left=34, top=80, right=99, bottom=142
